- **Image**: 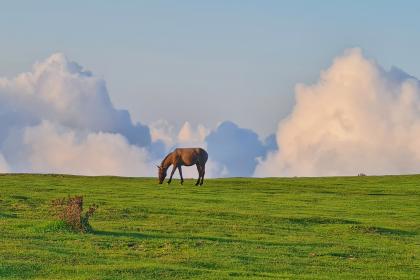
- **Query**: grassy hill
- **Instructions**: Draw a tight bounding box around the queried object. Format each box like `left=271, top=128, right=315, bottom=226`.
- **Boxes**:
left=0, top=174, right=418, bottom=279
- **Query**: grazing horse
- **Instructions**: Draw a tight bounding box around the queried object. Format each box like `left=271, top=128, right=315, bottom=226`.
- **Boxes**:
left=157, top=148, right=208, bottom=186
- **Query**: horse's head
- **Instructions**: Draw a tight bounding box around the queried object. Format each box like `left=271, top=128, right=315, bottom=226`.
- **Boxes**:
left=157, top=165, right=167, bottom=184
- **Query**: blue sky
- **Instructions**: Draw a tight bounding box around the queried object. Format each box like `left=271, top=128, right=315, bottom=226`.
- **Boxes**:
left=1, top=0, right=420, bottom=136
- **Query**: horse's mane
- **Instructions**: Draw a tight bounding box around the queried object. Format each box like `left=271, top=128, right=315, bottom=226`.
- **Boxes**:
left=160, top=152, right=173, bottom=167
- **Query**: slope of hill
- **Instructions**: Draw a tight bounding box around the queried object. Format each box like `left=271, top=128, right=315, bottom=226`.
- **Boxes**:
left=0, top=174, right=418, bottom=279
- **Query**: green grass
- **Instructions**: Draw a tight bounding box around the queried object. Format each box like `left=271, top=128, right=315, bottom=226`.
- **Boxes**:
left=0, top=174, right=419, bottom=279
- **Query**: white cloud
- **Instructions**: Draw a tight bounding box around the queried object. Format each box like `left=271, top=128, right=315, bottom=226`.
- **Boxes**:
left=150, top=120, right=209, bottom=149
left=21, top=121, right=153, bottom=176
left=0, top=53, right=272, bottom=178
left=0, top=53, right=153, bottom=176
left=0, top=53, right=150, bottom=147
left=149, top=120, right=177, bottom=148
left=177, top=121, right=209, bottom=147
left=205, top=121, right=273, bottom=177
left=13, top=50, right=420, bottom=179
left=255, top=48, right=420, bottom=177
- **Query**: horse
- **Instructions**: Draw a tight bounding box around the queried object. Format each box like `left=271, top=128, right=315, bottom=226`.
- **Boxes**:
left=157, top=148, right=208, bottom=186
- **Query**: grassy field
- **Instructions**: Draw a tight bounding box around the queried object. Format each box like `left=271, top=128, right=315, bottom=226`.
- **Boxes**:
left=0, top=174, right=419, bottom=279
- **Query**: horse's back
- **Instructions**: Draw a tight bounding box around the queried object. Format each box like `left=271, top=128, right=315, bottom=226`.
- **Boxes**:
left=175, top=147, right=206, bottom=154
left=175, top=147, right=208, bottom=165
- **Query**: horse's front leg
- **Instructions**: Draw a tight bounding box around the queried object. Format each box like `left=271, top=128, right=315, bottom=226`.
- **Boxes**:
left=167, top=164, right=177, bottom=184
left=178, top=166, right=184, bottom=185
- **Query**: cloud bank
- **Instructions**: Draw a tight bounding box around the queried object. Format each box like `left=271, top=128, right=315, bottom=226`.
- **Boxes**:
left=0, top=52, right=266, bottom=178
left=5, top=49, right=420, bottom=178
left=0, top=53, right=152, bottom=175
left=256, top=48, right=420, bottom=176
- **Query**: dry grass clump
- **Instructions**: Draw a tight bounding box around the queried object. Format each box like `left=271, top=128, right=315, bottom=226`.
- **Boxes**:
left=51, top=196, right=97, bottom=233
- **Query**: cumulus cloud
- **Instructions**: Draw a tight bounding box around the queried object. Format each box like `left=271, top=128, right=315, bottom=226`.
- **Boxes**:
left=255, top=48, right=420, bottom=177
left=0, top=53, right=152, bottom=175
left=206, top=121, right=273, bottom=177
left=0, top=53, right=274, bottom=178
left=0, top=53, right=150, bottom=147
left=150, top=120, right=177, bottom=148
left=150, top=120, right=209, bottom=148
left=12, top=49, right=419, bottom=179
left=177, top=122, right=209, bottom=146
left=21, top=121, right=153, bottom=176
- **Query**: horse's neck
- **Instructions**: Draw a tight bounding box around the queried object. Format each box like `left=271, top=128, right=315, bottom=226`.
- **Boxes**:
left=161, top=153, right=173, bottom=170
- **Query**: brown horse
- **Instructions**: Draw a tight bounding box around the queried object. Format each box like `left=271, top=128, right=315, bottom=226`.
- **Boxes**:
left=157, top=148, right=208, bottom=186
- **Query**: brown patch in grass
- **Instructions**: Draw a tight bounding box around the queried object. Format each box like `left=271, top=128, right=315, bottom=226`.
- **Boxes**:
left=51, top=195, right=97, bottom=233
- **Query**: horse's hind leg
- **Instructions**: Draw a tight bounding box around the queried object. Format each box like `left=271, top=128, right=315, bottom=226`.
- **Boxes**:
left=195, top=164, right=201, bottom=186
left=200, top=165, right=205, bottom=185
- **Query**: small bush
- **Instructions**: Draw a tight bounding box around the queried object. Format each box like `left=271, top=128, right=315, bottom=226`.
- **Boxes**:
left=51, top=196, right=98, bottom=233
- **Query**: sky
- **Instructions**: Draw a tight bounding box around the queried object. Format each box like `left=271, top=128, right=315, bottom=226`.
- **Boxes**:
left=1, top=1, right=420, bottom=177
left=1, top=1, right=420, bottom=136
